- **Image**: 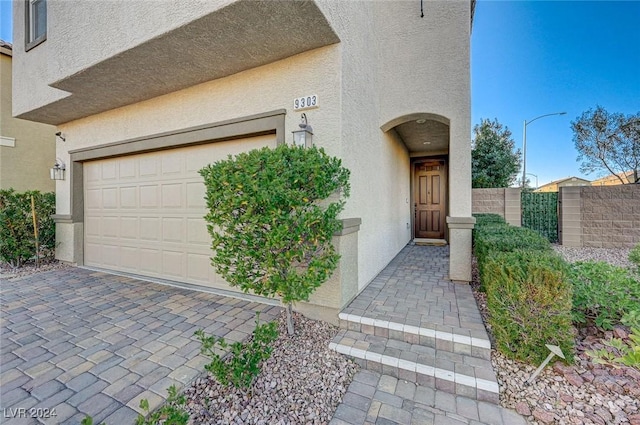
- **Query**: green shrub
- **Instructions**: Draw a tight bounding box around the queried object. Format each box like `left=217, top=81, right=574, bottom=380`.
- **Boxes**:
left=587, top=327, right=640, bottom=370
left=569, top=261, right=640, bottom=330
left=485, top=250, right=574, bottom=364
left=0, top=189, right=56, bottom=267
left=473, top=213, right=507, bottom=227
left=630, top=243, right=640, bottom=273
left=199, top=144, right=350, bottom=335
left=195, top=314, right=279, bottom=390
left=474, top=225, right=551, bottom=290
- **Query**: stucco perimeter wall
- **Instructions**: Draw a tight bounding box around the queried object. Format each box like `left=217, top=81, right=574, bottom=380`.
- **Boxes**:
left=559, top=185, right=640, bottom=248
left=472, top=188, right=522, bottom=226
left=0, top=53, right=55, bottom=192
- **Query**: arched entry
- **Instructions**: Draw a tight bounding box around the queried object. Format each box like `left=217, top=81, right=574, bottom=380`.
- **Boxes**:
left=382, top=113, right=450, bottom=241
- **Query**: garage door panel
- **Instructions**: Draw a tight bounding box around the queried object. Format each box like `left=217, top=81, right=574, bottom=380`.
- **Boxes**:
left=187, top=218, right=209, bottom=244
left=161, top=183, right=183, bottom=208
left=162, top=218, right=184, bottom=242
left=120, top=217, right=138, bottom=239
left=101, top=161, right=118, bottom=180
left=140, top=185, right=160, bottom=208
left=140, top=249, right=161, bottom=273
left=102, top=217, right=119, bottom=238
left=119, top=158, right=137, bottom=179
left=140, top=217, right=161, bottom=241
left=84, top=134, right=275, bottom=290
left=86, top=189, right=102, bottom=210
left=102, top=245, right=120, bottom=267
left=102, top=188, right=118, bottom=209
left=162, top=251, right=184, bottom=278
left=186, top=182, right=205, bottom=209
left=139, top=157, right=159, bottom=177
left=120, top=187, right=138, bottom=208
left=120, top=246, right=140, bottom=270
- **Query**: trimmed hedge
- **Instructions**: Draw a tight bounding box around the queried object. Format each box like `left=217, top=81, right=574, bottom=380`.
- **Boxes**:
left=485, top=250, right=575, bottom=364
left=474, top=224, right=551, bottom=291
left=0, top=189, right=56, bottom=267
left=472, top=213, right=507, bottom=227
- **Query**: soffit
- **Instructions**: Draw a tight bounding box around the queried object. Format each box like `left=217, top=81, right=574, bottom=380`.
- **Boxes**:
left=395, top=119, right=449, bottom=153
left=20, top=0, right=339, bottom=125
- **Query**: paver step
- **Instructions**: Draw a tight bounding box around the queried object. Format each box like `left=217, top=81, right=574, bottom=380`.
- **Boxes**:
left=329, top=370, right=525, bottom=425
left=338, top=312, right=492, bottom=360
left=329, top=329, right=499, bottom=404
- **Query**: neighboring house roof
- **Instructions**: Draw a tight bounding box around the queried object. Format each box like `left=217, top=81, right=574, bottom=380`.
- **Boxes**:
left=0, top=40, right=12, bottom=57
left=591, top=170, right=636, bottom=186
left=535, top=176, right=591, bottom=192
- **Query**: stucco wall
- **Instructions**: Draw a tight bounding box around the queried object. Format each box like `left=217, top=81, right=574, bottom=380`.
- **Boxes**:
left=319, top=0, right=472, bottom=284
left=11, top=0, right=232, bottom=117
left=0, top=52, right=55, bottom=192
left=560, top=185, right=640, bottom=248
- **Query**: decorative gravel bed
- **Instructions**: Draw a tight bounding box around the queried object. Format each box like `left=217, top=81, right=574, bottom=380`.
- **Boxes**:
left=0, top=259, right=71, bottom=280
left=183, top=311, right=358, bottom=425
left=472, top=247, right=640, bottom=425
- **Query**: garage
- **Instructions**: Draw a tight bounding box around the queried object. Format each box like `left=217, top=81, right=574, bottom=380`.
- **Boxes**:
left=83, top=134, right=276, bottom=289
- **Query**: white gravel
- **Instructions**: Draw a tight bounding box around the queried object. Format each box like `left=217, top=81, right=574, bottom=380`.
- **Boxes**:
left=552, top=245, right=633, bottom=269
left=0, top=259, right=71, bottom=280
left=183, top=311, right=358, bottom=425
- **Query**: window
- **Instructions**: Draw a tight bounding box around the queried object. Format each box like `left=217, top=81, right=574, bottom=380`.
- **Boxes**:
left=25, top=0, right=46, bottom=50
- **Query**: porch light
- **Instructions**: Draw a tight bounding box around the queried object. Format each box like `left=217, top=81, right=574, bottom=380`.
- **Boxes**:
left=50, top=158, right=66, bottom=180
left=292, top=113, right=313, bottom=148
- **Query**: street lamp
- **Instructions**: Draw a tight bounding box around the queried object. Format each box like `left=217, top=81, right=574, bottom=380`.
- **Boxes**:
left=522, top=112, right=566, bottom=188
left=526, top=173, right=538, bottom=189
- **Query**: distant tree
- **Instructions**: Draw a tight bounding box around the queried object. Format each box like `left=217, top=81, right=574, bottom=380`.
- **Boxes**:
left=472, top=118, right=522, bottom=188
left=571, top=106, right=640, bottom=184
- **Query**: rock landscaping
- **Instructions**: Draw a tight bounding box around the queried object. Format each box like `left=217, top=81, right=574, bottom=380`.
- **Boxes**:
left=472, top=246, right=640, bottom=425
left=183, top=311, right=358, bottom=425
left=0, top=258, right=70, bottom=280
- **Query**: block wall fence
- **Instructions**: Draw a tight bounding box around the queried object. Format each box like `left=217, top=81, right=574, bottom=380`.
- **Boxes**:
left=472, top=185, right=640, bottom=248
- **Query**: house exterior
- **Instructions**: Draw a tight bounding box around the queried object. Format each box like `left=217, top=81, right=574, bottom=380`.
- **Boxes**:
left=13, top=0, right=474, bottom=321
left=591, top=170, right=637, bottom=186
left=0, top=40, right=55, bottom=192
left=535, top=176, right=591, bottom=193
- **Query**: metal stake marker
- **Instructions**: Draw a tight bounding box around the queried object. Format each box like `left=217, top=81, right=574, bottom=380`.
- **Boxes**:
left=526, top=344, right=565, bottom=385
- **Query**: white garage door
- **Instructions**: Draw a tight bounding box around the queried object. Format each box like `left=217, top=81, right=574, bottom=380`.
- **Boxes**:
left=84, top=135, right=276, bottom=289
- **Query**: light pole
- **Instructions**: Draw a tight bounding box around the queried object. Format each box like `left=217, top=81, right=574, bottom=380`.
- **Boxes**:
left=522, top=112, right=567, bottom=188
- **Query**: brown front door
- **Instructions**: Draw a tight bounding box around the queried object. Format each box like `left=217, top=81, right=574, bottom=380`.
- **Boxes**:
left=414, top=160, right=446, bottom=239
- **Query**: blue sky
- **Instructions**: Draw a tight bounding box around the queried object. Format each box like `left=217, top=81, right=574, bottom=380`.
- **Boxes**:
left=472, top=1, right=640, bottom=186
left=1, top=1, right=638, bottom=186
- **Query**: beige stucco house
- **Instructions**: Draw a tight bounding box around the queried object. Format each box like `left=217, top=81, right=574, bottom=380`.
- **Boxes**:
left=535, top=176, right=591, bottom=193
left=13, top=0, right=474, bottom=320
left=1, top=40, right=55, bottom=192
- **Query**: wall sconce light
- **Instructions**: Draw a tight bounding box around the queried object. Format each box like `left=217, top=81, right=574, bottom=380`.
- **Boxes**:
left=292, top=113, right=313, bottom=148
left=50, top=158, right=66, bottom=180
left=55, top=131, right=66, bottom=142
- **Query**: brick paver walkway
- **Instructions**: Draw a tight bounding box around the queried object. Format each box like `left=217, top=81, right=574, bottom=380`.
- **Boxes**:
left=0, top=268, right=280, bottom=424
left=330, top=244, right=526, bottom=425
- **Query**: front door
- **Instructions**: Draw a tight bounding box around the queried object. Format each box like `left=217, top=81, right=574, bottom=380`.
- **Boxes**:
left=414, top=160, right=446, bottom=239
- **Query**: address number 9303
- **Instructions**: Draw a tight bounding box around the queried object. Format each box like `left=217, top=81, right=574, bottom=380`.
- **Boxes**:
left=293, top=95, right=318, bottom=111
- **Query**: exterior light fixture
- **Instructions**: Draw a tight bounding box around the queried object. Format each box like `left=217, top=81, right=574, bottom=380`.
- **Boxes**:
left=292, top=113, right=313, bottom=148
left=50, top=158, right=66, bottom=180
left=55, top=131, right=66, bottom=142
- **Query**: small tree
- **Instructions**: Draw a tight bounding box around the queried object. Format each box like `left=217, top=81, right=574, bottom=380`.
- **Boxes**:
left=472, top=118, right=522, bottom=188
left=199, top=144, right=350, bottom=335
left=571, top=106, right=640, bottom=184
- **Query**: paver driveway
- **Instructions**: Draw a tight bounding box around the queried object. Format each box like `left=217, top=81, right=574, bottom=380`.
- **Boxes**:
left=0, top=268, right=280, bottom=424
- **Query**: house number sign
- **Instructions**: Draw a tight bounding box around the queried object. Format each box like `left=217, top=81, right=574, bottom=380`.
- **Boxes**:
left=293, top=95, right=318, bottom=111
